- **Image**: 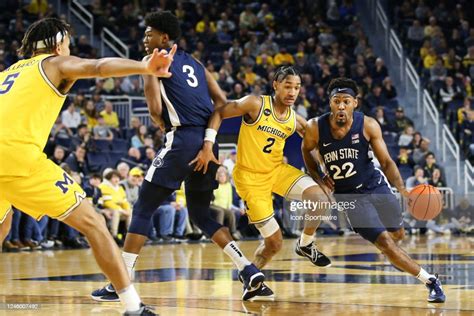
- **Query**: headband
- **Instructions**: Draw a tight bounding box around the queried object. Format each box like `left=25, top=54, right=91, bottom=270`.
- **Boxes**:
left=35, top=31, right=67, bottom=49
left=329, top=87, right=356, bottom=98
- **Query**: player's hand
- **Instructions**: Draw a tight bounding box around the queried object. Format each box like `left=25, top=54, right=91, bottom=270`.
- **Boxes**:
left=400, top=188, right=410, bottom=199
left=322, top=174, right=335, bottom=192
left=146, top=44, right=177, bottom=78
left=189, top=142, right=220, bottom=174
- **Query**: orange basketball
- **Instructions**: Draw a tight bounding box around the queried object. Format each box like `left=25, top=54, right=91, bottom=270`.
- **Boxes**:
left=407, top=184, right=443, bottom=220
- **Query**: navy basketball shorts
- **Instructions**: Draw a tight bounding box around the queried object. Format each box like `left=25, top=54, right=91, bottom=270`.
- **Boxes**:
left=144, top=126, right=219, bottom=192
left=340, top=183, right=403, bottom=243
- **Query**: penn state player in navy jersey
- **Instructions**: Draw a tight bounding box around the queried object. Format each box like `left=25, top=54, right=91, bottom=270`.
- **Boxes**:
left=302, top=78, right=445, bottom=303
left=92, top=11, right=267, bottom=302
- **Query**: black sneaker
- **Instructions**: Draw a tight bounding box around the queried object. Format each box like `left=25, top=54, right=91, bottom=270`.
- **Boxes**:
left=295, top=240, right=331, bottom=267
left=123, top=303, right=156, bottom=315
left=242, top=282, right=275, bottom=301
left=91, top=283, right=120, bottom=302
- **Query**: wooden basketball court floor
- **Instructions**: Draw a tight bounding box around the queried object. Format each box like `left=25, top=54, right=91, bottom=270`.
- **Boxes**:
left=0, top=235, right=472, bottom=315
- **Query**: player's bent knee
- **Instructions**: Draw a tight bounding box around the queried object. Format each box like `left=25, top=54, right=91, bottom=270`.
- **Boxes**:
left=303, top=185, right=330, bottom=203
left=255, top=217, right=280, bottom=239
left=389, top=228, right=405, bottom=242
left=374, top=232, right=397, bottom=253
left=265, top=235, right=283, bottom=253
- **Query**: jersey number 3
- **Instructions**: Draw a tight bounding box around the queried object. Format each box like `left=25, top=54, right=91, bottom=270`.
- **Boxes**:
left=183, top=65, right=198, bottom=87
left=0, top=73, right=19, bottom=95
left=330, top=162, right=357, bottom=180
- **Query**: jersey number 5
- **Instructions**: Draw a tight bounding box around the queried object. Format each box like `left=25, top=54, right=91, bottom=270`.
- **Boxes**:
left=330, top=162, right=357, bottom=180
left=263, top=137, right=275, bottom=153
left=0, top=73, right=19, bottom=95
left=182, top=65, right=198, bottom=87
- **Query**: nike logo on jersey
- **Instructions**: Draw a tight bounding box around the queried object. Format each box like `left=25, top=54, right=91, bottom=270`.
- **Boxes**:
left=323, top=143, right=332, bottom=147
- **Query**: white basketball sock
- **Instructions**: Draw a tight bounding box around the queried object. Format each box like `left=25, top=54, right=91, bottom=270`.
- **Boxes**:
left=122, top=252, right=138, bottom=280
left=299, top=233, right=314, bottom=247
left=223, top=241, right=251, bottom=271
left=416, top=267, right=435, bottom=284
left=117, top=284, right=141, bottom=312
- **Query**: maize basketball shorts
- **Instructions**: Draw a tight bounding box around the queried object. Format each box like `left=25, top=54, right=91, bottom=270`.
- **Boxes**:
left=0, top=200, right=12, bottom=224
left=233, top=163, right=316, bottom=223
left=0, top=156, right=86, bottom=221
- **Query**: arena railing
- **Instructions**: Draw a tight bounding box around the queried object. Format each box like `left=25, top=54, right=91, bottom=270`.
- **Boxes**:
left=365, top=0, right=463, bottom=191
left=465, top=160, right=474, bottom=194
left=101, top=28, right=130, bottom=58
left=68, top=0, right=94, bottom=46
left=442, top=124, right=461, bottom=186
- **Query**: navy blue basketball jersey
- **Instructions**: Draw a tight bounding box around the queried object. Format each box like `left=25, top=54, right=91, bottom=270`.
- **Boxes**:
left=318, top=112, right=378, bottom=193
left=159, top=49, right=213, bottom=130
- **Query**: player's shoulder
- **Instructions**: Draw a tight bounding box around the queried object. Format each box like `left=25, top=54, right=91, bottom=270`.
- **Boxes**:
left=362, top=114, right=378, bottom=128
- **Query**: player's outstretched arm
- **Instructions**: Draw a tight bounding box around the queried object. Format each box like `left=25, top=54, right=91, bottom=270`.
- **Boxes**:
left=45, top=45, right=177, bottom=93
left=190, top=95, right=262, bottom=173
left=302, top=118, right=334, bottom=192
left=365, top=116, right=409, bottom=198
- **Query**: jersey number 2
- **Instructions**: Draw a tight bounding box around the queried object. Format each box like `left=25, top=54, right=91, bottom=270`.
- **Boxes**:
left=263, top=137, right=275, bottom=153
left=330, top=162, right=357, bottom=180
left=0, top=73, right=19, bottom=95
left=182, top=65, right=198, bottom=87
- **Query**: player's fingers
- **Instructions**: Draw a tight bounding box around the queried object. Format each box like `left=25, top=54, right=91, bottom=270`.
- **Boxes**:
left=169, top=44, right=177, bottom=57
left=203, top=163, right=208, bottom=174
left=189, top=158, right=198, bottom=166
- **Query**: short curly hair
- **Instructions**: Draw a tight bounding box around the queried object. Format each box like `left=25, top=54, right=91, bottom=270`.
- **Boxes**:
left=144, top=11, right=181, bottom=41
left=327, top=77, right=359, bottom=96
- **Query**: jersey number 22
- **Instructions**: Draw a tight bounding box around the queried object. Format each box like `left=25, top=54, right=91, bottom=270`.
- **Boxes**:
left=330, top=162, right=357, bottom=179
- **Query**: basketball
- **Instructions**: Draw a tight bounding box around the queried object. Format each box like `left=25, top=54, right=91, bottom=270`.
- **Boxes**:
left=407, top=184, right=443, bottom=220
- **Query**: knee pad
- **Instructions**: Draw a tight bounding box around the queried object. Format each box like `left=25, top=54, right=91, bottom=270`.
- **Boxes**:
left=186, top=190, right=223, bottom=237
left=128, top=181, right=174, bottom=236
left=254, top=217, right=280, bottom=238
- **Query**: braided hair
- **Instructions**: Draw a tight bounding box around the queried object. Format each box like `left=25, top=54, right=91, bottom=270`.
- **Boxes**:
left=272, top=65, right=302, bottom=84
left=18, top=18, right=70, bottom=57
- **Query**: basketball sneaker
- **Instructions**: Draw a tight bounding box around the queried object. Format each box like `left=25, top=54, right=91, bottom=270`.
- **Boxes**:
left=123, top=303, right=156, bottom=315
left=238, top=264, right=274, bottom=301
left=295, top=240, right=332, bottom=267
left=91, top=283, right=120, bottom=302
left=426, top=275, right=446, bottom=303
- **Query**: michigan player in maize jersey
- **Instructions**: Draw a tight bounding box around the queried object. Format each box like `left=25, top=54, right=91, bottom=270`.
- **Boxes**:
left=303, top=77, right=445, bottom=303
left=192, top=66, right=332, bottom=300
left=0, top=17, right=177, bottom=315
left=91, top=11, right=265, bottom=302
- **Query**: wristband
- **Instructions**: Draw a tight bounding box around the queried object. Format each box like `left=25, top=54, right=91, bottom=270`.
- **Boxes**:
left=204, top=128, right=217, bottom=144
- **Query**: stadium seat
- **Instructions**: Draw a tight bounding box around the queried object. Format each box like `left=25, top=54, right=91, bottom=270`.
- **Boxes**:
left=87, top=152, right=109, bottom=172
left=112, top=139, right=129, bottom=152
left=92, top=139, right=113, bottom=152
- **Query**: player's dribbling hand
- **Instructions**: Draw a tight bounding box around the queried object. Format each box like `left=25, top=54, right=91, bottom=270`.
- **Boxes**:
left=189, top=141, right=220, bottom=174
left=322, top=174, right=335, bottom=192
left=146, top=44, right=178, bottom=77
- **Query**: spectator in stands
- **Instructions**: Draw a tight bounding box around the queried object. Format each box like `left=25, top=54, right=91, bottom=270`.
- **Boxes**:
left=274, top=47, right=295, bottom=66
left=430, top=58, right=447, bottom=87
left=457, top=97, right=472, bottom=125
left=411, top=132, right=423, bottom=149
left=121, top=147, right=143, bottom=167
left=382, top=76, right=397, bottom=100
left=84, top=173, right=103, bottom=212
left=70, top=124, right=91, bottom=151
left=423, top=48, right=437, bottom=70
left=229, top=83, right=245, bottom=100
left=120, top=167, right=142, bottom=207
left=223, top=150, right=236, bottom=174
left=76, top=35, right=93, bottom=58
left=462, top=46, right=474, bottom=71
left=99, top=169, right=131, bottom=242
left=131, top=125, right=147, bottom=148
left=93, top=116, right=114, bottom=141
left=394, top=106, right=414, bottom=133
left=81, top=100, right=99, bottom=129
left=461, top=110, right=474, bottom=153
left=239, top=4, right=257, bottom=30
left=116, top=162, right=130, bottom=180
left=61, top=103, right=81, bottom=132
left=423, top=152, right=445, bottom=182
left=429, top=168, right=446, bottom=187
left=439, top=76, right=462, bottom=110
left=371, top=57, right=388, bottom=83
left=407, top=20, right=425, bottom=49
left=210, top=167, right=239, bottom=240
left=406, top=167, right=428, bottom=189
left=396, top=146, right=416, bottom=169
left=142, top=147, right=156, bottom=169
left=413, top=138, right=431, bottom=165
left=217, top=12, right=235, bottom=32
left=65, top=144, right=90, bottom=178
left=259, top=35, right=279, bottom=56
left=100, top=100, right=120, bottom=130
left=366, top=84, right=387, bottom=109
left=109, top=78, right=125, bottom=95
left=50, top=145, right=66, bottom=165
left=152, top=192, right=188, bottom=241
left=398, top=125, right=415, bottom=147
